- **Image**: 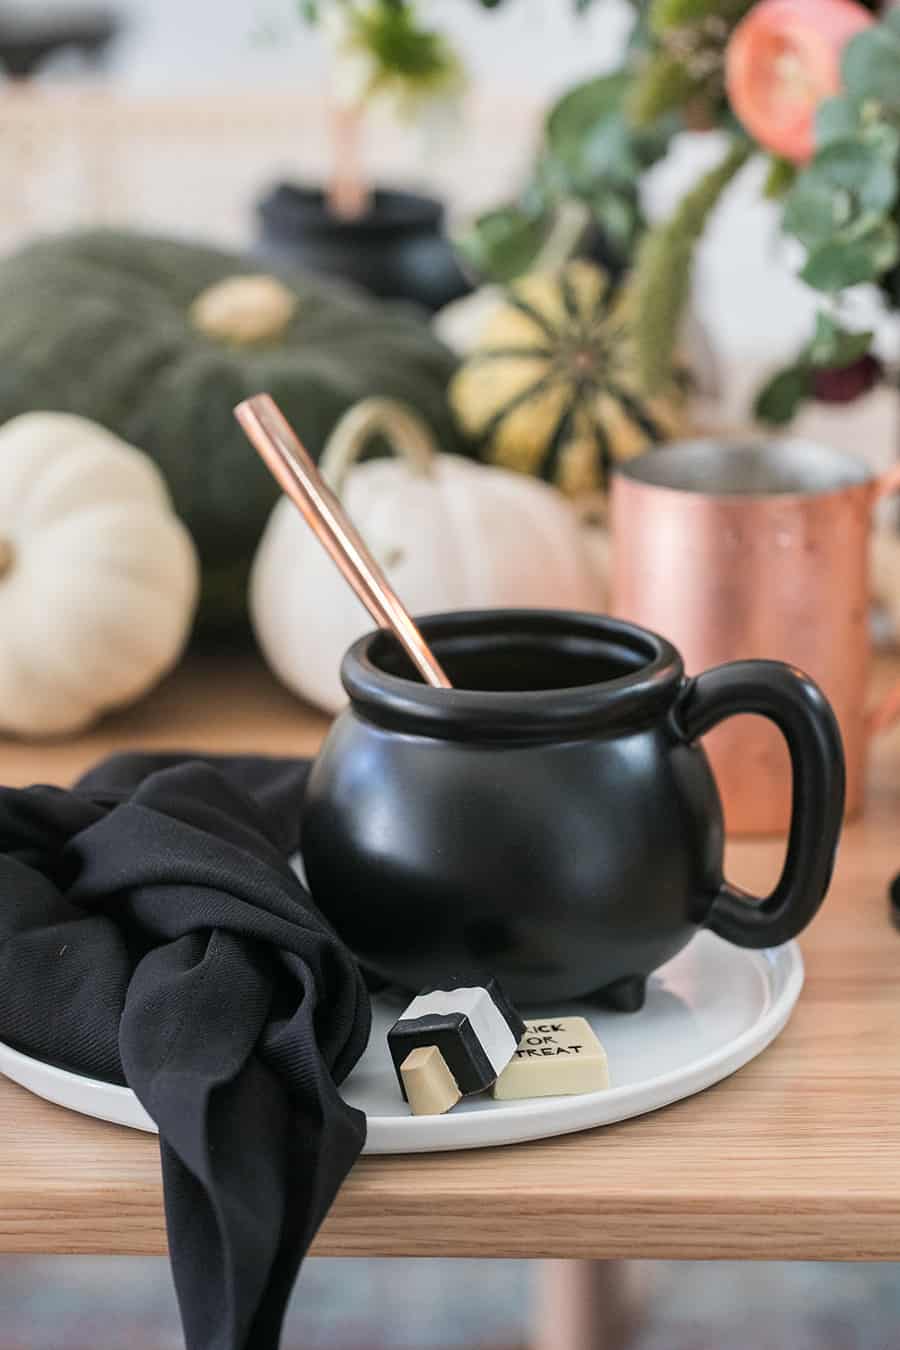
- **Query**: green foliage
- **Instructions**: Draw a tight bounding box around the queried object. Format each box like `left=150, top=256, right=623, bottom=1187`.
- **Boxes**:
left=627, top=50, right=696, bottom=125
left=777, top=10, right=900, bottom=314
left=632, top=139, right=750, bottom=393
left=454, top=207, right=550, bottom=284
left=843, top=10, right=900, bottom=113
left=547, top=72, right=674, bottom=191
left=754, top=367, right=813, bottom=426
left=806, top=312, right=874, bottom=368
left=758, top=3, right=900, bottom=421
left=629, top=0, right=752, bottom=131
left=754, top=313, right=874, bottom=424
left=782, top=116, right=899, bottom=291
left=446, top=0, right=900, bottom=429
left=763, top=157, right=796, bottom=199
left=800, top=222, right=899, bottom=290
left=473, top=0, right=604, bottom=7
left=455, top=72, right=675, bottom=282
left=352, top=2, right=459, bottom=90
left=815, top=94, right=864, bottom=144
left=649, top=0, right=721, bottom=37
left=298, top=2, right=463, bottom=110
left=649, top=0, right=739, bottom=35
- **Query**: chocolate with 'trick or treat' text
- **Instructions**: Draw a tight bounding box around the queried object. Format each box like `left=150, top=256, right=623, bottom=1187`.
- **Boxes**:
left=492, top=1016, right=610, bottom=1100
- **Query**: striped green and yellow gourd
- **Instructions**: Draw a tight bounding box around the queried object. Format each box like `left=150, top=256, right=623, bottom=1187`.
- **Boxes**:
left=449, top=260, right=684, bottom=495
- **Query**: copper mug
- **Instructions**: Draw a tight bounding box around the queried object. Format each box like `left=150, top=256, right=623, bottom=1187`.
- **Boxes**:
left=610, top=438, right=900, bottom=835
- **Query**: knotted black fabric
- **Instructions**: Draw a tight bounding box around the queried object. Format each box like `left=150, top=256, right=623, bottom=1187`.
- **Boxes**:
left=0, top=751, right=371, bottom=1350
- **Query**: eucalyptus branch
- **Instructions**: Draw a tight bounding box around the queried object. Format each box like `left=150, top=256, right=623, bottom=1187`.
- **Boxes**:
left=632, top=138, right=751, bottom=394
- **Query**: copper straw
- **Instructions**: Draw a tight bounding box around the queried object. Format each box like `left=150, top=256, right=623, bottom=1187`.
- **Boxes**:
left=234, top=393, right=452, bottom=690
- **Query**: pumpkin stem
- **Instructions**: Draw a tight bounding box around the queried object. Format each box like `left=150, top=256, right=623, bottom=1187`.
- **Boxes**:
left=190, top=275, right=298, bottom=346
left=321, top=398, right=439, bottom=498
left=0, top=537, right=14, bottom=580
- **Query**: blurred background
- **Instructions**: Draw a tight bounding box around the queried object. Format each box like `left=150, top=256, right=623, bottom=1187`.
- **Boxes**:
left=2, top=0, right=894, bottom=438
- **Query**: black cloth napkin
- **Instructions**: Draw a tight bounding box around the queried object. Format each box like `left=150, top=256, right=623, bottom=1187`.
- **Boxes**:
left=0, top=751, right=371, bottom=1350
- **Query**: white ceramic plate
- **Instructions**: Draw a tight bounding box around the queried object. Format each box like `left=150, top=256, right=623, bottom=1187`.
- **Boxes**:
left=0, top=932, right=802, bottom=1154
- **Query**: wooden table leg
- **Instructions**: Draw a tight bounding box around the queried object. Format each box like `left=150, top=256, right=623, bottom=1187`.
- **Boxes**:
left=533, top=1259, right=635, bottom=1350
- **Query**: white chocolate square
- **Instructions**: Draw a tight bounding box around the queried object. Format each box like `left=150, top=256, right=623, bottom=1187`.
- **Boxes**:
left=492, top=1017, right=610, bottom=1100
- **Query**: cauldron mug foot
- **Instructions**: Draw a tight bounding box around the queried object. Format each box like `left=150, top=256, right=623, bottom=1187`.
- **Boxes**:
left=587, top=975, right=647, bottom=1013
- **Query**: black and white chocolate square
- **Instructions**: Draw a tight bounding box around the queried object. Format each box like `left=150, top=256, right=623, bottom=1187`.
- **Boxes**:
left=388, top=977, right=526, bottom=1099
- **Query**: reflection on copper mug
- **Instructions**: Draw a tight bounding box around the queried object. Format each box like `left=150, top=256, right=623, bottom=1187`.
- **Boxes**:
left=610, top=439, right=900, bottom=835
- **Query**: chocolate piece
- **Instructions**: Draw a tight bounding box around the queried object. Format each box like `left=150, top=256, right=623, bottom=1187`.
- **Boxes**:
left=388, top=977, right=526, bottom=1102
left=400, top=1046, right=462, bottom=1116
left=492, top=1017, right=610, bottom=1100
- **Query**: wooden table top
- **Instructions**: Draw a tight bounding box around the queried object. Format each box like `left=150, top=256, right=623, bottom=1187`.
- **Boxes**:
left=1, top=648, right=900, bottom=1260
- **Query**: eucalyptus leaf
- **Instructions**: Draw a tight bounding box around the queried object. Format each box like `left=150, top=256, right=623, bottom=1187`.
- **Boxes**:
left=800, top=222, right=900, bottom=290
left=783, top=176, right=846, bottom=249
left=630, top=114, right=680, bottom=171
left=806, top=312, right=874, bottom=368
left=531, top=149, right=573, bottom=204
left=589, top=191, right=642, bottom=256
left=863, top=121, right=900, bottom=166
left=548, top=73, right=629, bottom=158
left=784, top=129, right=899, bottom=251
left=841, top=207, right=895, bottom=242
left=811, top=136, right=898, bottom=215
left=547, top=74, right=642, bottom=188
left=754, top=366, right=812, bottom=425
left=843, top=22, right=900, bottom=112
left=454, top=206, right=549, bottom=283
left=815, top=95, right=863, bottom=147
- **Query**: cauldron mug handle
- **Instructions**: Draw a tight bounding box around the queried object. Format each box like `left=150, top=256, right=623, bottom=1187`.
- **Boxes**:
left=672, top=660, right=846, bottom=947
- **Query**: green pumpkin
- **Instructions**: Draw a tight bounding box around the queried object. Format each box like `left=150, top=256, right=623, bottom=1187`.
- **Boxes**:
left=0, top=229, right=463, bottom=627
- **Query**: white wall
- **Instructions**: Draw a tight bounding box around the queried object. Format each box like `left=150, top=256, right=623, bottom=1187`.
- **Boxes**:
left=92, top=0, right=635, bottom=97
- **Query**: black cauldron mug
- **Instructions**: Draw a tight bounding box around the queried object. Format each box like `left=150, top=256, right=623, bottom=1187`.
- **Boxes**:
left=301, top=611, right=845, bottom=1008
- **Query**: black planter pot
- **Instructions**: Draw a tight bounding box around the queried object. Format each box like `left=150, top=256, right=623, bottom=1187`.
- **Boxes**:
left=0, top=8, right=118, bottom=78
left=256, top=183, right=471, bottom=314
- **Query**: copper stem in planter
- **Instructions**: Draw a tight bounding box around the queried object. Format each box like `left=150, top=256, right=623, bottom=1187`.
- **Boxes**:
left=326, top=103, right=371, bottom=221
left=234, top=393, right=452, bottom=690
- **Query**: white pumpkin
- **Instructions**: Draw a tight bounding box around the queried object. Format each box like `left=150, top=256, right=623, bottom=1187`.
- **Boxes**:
left=251, top=397, right=600, bottom=713
left=432, top=284, right=504, bottom=356
left=0, top=413, right=199, bottom=737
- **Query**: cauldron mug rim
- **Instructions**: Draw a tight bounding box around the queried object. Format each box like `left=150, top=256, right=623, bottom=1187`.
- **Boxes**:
left=340, top=609, right=684, bottom=743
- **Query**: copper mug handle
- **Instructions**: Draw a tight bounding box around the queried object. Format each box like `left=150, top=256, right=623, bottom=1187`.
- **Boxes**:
left=867, top=463, right=900, bottom=737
